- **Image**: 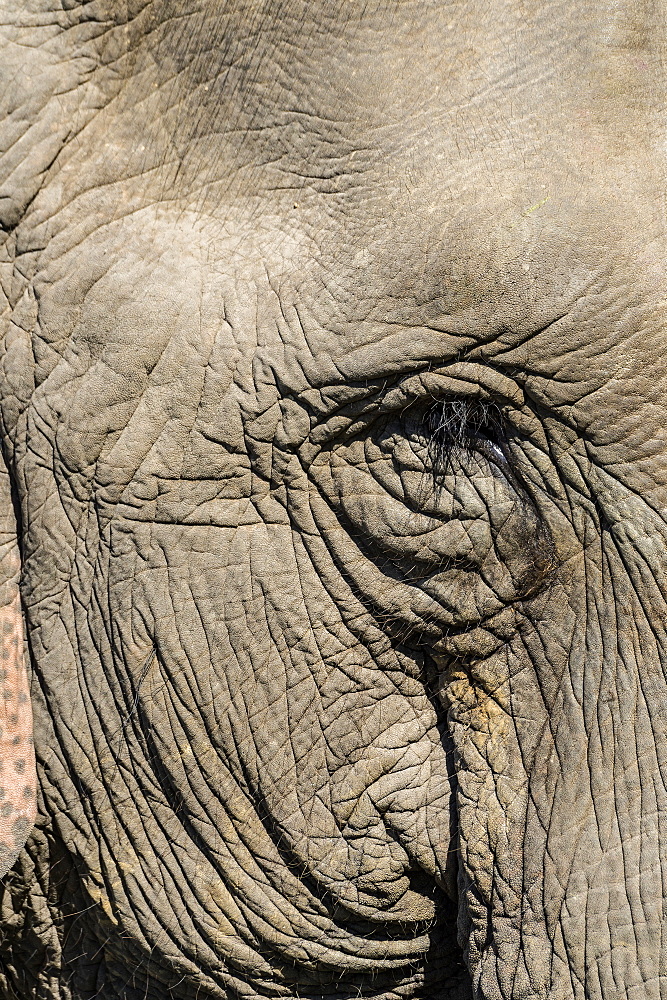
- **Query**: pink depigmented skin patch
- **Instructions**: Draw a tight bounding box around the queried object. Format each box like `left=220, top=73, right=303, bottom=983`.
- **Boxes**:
left=0, top=591, right=35, bottom=878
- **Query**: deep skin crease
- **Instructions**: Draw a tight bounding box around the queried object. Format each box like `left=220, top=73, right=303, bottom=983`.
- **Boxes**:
left=1, top=1, right=667, bottom=998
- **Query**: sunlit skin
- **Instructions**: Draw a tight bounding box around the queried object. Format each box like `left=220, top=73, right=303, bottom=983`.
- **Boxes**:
left=0, top=2, right=666, bottom=999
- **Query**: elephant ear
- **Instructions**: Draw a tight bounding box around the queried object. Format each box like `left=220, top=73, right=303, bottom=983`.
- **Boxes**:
left=0, top=454, right=34, bottom=878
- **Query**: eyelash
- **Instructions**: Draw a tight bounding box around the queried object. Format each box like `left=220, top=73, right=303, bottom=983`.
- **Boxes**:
left=424, top=397, right=506, bottom=477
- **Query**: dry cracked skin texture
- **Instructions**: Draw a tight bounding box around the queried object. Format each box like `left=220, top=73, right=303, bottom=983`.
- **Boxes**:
left=0, top=1, right=666, bottom=999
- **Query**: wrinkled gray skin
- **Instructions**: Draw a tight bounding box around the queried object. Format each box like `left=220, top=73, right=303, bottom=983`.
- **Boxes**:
left=0, top=1, right=665, bottom=998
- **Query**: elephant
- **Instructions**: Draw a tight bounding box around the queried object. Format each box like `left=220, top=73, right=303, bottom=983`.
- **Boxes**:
left=0, top=0, right=665, bottom=997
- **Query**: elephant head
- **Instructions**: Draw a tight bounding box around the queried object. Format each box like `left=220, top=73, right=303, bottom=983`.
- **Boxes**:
left=0, top=2, right=665, bottom=999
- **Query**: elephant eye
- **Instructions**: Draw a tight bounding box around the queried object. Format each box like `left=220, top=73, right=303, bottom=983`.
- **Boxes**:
left=425, top=397, right=506, bottom=479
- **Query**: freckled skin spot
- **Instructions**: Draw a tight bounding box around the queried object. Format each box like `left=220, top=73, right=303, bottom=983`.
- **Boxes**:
left=0, top=591, right=36, bottom=877
left=11, top=816, right=31, bottom=847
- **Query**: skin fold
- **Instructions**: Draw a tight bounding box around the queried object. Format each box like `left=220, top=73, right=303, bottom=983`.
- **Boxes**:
left=0, top=1, right=666, bottom=998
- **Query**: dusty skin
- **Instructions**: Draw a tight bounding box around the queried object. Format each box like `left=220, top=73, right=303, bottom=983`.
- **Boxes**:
left=1, top=1, right=667, bottom=999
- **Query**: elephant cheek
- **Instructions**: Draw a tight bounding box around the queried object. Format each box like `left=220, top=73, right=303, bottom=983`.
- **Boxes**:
left=0, top=593, right=36, bottom=878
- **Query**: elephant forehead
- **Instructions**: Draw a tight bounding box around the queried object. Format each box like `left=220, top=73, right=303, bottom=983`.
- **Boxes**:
left=27, top=0, right=664, bottom=241
left=15, top=0, right=664, bottom=346
left=140, top=0, right=664, bottom=137
left=141, top=0, right=664, bottom=197
left=22, top=0, right=662, bottom=347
